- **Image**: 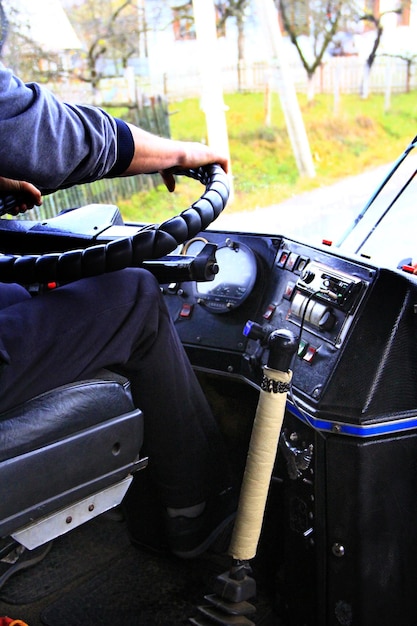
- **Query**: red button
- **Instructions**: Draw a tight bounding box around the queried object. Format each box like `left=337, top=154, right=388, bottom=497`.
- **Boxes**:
left=303, top=345, right=317, bottom=363
left=263, top=304, right=276, bottom=320
left=286, top=253, right=299, bottom=271
left=179, top=303, right=193, bottom=318
left=277, top=250, right=290, bottom=267
left=284, top=281, right=295, bottom=299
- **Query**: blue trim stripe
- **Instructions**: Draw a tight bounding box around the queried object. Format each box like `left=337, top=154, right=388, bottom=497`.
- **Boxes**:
left=287, top=401, right=417, bottom=438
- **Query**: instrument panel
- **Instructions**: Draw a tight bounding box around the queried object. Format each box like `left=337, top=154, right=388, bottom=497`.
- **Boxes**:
left=185, top=237, right=258, bottom=313
left=163, top=230, right=373, bottom=390
left=3, top=199, right=417, bottom=428
left=162, top=229, right=417, bottom=424
left=163, top=231, right=280, bottom=356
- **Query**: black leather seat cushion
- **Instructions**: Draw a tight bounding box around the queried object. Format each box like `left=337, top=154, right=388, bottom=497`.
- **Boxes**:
left=0, top=371, right=135, bottom=462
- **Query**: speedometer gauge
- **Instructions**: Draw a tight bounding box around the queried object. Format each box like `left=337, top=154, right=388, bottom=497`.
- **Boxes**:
left=193, top=240, right=257, bottom=313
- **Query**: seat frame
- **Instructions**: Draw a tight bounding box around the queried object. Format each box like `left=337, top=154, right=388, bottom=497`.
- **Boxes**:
left=0, top=370, right=147, bottom=549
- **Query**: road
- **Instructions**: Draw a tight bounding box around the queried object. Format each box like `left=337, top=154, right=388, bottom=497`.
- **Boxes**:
left=213, top=161, right=397, bottom=247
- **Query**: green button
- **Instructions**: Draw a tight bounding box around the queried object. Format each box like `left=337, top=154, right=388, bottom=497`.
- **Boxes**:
left=298, top=339, right=308, bottom=357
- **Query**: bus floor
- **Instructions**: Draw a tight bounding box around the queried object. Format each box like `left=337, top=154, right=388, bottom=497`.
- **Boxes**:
left=0, top=510, right=281, bottom=626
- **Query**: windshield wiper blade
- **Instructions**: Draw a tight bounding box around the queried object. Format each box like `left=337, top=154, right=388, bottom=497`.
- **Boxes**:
left=335, top=135, right=417, bottom=249
left=353, top=168, right=417, bottom=255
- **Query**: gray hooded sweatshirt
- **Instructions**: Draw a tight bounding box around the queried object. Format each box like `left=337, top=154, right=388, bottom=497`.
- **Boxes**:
left=0, top=63, right=134, bottom=192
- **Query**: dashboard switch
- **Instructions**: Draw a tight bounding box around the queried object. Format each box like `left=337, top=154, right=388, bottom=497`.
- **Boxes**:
left=263, top=304, right=276, bottom=320
left=277, top=250, right=290, bottom=268
left=298, top=339, right=309, bottom=358
left=179, top=303, right=193, bottom=318
left=303, top=345, right=318, bottom=363
left=284, top=281, right=296, bottom=299
left=286, top=253, right=299, bottom=271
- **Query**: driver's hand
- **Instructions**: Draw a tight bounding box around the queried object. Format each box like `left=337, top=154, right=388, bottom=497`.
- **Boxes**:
left=159, top=168, right=179, bottom=193
left=159, top=143, right=229, bottom=193
left=0, top=177, right=42, bottom=214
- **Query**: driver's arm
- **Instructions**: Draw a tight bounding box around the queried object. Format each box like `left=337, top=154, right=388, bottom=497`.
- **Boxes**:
left=0, top=63, right=229, bottom=194
left=122, top=125, right=229, bottom=192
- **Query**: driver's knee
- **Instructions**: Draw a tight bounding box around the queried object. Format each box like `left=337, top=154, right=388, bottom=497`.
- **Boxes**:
left=0, top=283, right=31, bottom=310
left=57, top=267, right=162, bottom=311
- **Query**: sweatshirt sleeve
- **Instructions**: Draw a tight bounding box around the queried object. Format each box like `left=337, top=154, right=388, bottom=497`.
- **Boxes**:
left=0, top=64, right=135, bottom=192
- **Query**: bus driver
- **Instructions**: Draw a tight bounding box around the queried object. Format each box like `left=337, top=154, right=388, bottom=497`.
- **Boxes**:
left=0, top=60, right=237, bottom=585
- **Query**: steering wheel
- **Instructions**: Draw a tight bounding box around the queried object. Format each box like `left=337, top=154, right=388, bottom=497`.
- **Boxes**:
left=0, top=164, right=229, bottom=285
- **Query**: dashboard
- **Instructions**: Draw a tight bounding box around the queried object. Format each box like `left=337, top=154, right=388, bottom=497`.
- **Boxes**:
left=161, top=228, right=417, bottom=430
left=2, top=202, right=417, bottom=433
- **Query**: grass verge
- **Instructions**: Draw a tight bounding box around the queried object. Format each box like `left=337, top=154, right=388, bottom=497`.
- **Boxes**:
left=117, top=91, right=417, bottom=223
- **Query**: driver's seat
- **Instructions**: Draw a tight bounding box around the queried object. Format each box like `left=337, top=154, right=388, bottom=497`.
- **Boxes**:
left=0, top=369, right=146, bottom=556
left=0, top=164, right=229, bottom=577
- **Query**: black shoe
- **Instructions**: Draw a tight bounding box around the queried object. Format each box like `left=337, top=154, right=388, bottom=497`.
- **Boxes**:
left=0, top=541, right=52, bottom=591
left=166, top=486, right=238, bottom=559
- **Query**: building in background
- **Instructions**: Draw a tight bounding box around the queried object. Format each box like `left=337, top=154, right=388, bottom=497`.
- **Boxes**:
left=2, top=0, right=81, bottom=76
left=4, top=0, right=416, bottom=99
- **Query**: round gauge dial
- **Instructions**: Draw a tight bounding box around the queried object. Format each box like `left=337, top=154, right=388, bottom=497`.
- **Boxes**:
left=194, top=240, right=257, bottom=313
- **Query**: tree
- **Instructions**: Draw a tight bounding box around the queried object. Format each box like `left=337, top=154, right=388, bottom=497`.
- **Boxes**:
left=216, top=0, right=251, bottom=90
left=256, top=0, right=316, bottom=177
left=0, top=0, right=7, bottom=54
left=359, top=7, right=402, bottom=98
left=65, top=0, right=140, bottom=101
left=277, top=0, right=349, bottom=100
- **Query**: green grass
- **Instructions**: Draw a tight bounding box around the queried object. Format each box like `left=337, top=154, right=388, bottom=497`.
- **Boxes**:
left=117, top=91, right=417, bottom=223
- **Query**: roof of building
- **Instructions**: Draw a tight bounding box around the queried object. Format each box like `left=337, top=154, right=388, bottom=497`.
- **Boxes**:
left=4, top=0, right=81, bottom=51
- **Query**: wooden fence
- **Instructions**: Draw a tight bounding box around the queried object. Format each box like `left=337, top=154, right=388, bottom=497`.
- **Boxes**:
left=35, top=173, right=160, bottom=221
left=52, top=55, right=417, bottom=106
left=160, top=56, right=417, bottom=99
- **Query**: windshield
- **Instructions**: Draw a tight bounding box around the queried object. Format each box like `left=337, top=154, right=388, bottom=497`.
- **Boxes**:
left=215, top=136, right=417, bottom=275
left=336, top=137, right=417, bottom=272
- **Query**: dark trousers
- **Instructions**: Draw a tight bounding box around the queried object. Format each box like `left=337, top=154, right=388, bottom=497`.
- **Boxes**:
left=0, top=269, right=229, bottom=508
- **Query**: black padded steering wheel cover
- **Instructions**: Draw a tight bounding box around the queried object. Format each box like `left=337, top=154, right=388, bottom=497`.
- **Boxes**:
left=0, top=255, right=18, bottom=283
left=82, top=246, right=107, bottom=278
left=0, top=164, right=229, bottom=285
